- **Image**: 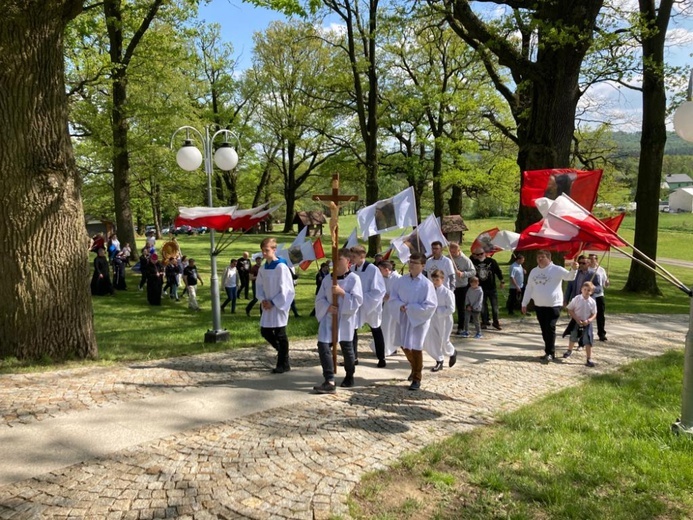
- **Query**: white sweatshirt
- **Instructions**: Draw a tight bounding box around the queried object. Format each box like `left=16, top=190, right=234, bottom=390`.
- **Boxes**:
left=522, top=262, right=576, bottom=308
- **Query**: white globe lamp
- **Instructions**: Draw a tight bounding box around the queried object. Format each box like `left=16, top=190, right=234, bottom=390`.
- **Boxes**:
left=214, top=143, right=239, bottom=171
left=176, top=140, right=203, bottom=171
left=674, top=101, right=693, bottom=143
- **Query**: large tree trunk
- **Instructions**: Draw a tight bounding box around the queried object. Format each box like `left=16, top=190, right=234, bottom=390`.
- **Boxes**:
left=625, top=0, right=673, bottom=295
left=0, top=0, right=98, bottom=361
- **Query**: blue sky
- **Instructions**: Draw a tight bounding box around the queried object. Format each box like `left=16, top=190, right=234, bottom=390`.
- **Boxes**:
left=196, top=0, right=287, bottom=70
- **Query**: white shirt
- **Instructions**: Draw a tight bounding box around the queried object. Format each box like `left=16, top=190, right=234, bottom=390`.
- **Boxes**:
left=425, top=255, right=456, bottom=291
left=256, top=259, right=295, bottom=328
left=522, top=262, right=577, bottom=308
left=567, top=294, right=597, bottom=322
left=351, top=261, right=386, bottom=328
left=222, top=266, right=238, bottom=288
left=315, top=273, right=363, bottom=343
left=388, top=273, right=437, bottom=350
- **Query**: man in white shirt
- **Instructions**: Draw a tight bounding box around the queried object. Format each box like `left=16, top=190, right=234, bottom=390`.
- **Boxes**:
left=424, top=241, right=456, bottom=291
left=448, top=241, right=476, bottom=335
left=522, top=250, right=578, bottom=363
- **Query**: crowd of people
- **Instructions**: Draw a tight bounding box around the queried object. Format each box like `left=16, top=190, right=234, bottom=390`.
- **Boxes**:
left=90, top=232, right=610, bottom=392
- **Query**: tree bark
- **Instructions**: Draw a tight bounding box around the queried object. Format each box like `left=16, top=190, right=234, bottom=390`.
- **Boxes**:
left=0, top=0, right=97, bottom=360
left=624, top=0, right=673, bottom=295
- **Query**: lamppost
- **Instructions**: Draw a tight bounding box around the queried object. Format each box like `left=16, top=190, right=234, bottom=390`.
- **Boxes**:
left=171, top=126, right=239, bottom=343
left=672, top=71, right=693, bottom=435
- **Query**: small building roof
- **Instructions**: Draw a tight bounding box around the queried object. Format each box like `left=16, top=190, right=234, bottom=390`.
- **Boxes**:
left=441, top=215, right=468, bottom=233
left=673, top=187, right=693, bottom=197
left=665, top=174, right=693, bottom=184
left=292, top=211, right=327, bottom=226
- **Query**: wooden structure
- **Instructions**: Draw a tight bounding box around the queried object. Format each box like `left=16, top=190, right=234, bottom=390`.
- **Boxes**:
left=85, top=215, right=115, bottom=237
left=292, top=211, right=326, bottom=236
left=313, top=175, right=358, bottom=372
left=441, top=215, right=468, bottom=244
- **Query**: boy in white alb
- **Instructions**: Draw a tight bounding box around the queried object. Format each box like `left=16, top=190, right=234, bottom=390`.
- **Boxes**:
left=350, top=245, right=387, bottom=367
left=376, top=260, right=401, bottom=357
left=423, top=269, right=457, bottom=372
left=388, top=252, right=437, bottom=391
left=256, top=237, right=296, bottom=374
left=313, top=248, right=363, bottom=394
left=563, top=281, right=598, bottom=367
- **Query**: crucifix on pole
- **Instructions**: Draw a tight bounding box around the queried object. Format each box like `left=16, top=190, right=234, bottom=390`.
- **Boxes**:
left=313, top=173, right=358, bottom=372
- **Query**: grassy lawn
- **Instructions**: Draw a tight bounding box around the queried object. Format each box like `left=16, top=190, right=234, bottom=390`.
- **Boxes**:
left=349, top=350, right=693, bottom=520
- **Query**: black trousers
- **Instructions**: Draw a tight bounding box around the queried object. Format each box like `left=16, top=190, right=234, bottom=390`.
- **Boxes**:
left=261, top=326, right=289, bottom=368
left=481, top=289, right=499, bottom=325
left=318, top=341, right=355, bottom=381
left=353, top=327, right=385, bottom=361
left=454, top=286, right=469, bottom=330
left=535, top=306, right=562, bottom=356
left=594, top=296, right=606, bottom=339
left=238, top=271, right=250, bottom=299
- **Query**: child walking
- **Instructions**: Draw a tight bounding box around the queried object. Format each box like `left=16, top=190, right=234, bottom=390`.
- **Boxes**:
left=462, top=276, right=483, bottom=339
left=313, top=248, right=363, bottom=394
left=388, top=252, right=437, bottom=391
left=563, top=281, right=598, bottom=367
left=423, top=269, right=457, bottom=371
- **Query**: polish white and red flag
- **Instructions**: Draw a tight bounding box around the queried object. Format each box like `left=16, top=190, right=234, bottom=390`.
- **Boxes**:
left=531, top=195, right=626, bottom=247
left=175, top=202, right=279, bottom=232
left=299, top=238, right=326, bottom=270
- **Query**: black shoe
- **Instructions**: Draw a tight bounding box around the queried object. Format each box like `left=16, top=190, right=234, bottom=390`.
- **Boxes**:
left=408, top=381, right=420, bottom=391
left=340, top=376, right=354, bottom=388
left=377, top=359, right=386, bottom=368
left=539, top=354, right=555, bottom=364
left=313, top=381, right=336, bottom=394
left=492, top=322, right=502, bottom=330
left=272, top=365, right=290, bottom=374
left=598, top=335, right=607, bottom=342
left=246, top=310, right=251, bottom=317
left=449, top=352, right=457, bottom=368
left=431, top=361, right=444, bottom=372
left=481, top=323, right=489, bottom=329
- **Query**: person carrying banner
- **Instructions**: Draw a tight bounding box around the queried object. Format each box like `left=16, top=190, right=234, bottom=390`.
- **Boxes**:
left=256, top=237, right=296, bottom=374
left=349, top=245, right=387, bottom=367
left=521, top=250, right=578, bottom=363
left=449, top=242, right=476, bottom=335
left=313, top=248, right=363, bottom=394
left=388, top=253, right=437, bottom=390
left=471, top=247, right=505, bottom=330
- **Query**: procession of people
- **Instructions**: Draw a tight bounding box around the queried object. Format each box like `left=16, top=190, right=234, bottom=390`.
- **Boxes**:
left=90, top=229, right=610, bottom=392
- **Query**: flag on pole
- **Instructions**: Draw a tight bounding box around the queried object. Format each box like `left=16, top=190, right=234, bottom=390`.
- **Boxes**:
left=343, top=227, right=359, bottom=249
left=391, top=214, right=447, bottom=262
left=356, top=186, right=418, bottom=238
left=299, top=238, right=326, bottom=270
left=516, top=195, right=626, bottom=252
left=470, top=228, right=502, bottom=255
left=564, top=212, right=626, bottom=258
left=521, top=169, right=603, bottom=212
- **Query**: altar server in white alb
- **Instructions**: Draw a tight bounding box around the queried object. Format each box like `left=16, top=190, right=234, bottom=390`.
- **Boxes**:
left=256, top=237, right=296, bottom=374
left=349, top=245, right=387, bottom=367
left=388, top=252, right=437, bottom=391
left=313, top=248, right=363, bottom=394
left=423, top=269, right=457, bottom=372
left=375, top=260, right=401, bottom=357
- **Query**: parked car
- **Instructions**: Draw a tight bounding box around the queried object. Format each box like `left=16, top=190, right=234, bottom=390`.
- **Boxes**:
left=173, top=225, right=192, bottom=235
left=144, top=225, right=157, bottom=237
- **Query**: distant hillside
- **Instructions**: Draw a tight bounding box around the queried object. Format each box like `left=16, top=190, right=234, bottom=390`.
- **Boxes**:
left=610, top=131, right=693, bottom=157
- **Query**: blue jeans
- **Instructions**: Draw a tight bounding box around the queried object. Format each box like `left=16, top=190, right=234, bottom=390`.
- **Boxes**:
left=222, top=286, right=237, bottom=312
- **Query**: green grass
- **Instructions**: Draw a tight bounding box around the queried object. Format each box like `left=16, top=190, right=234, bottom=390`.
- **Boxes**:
left=349, top=350, right=693, bottom=520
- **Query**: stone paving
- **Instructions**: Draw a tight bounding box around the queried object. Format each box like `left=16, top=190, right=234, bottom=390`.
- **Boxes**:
left=0, top=314, right=687, bottom=519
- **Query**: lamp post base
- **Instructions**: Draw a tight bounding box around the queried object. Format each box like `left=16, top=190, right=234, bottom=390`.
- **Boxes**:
left=204, top=329, right=231, bottom=343
left=671, top=419, right=693, bottom=437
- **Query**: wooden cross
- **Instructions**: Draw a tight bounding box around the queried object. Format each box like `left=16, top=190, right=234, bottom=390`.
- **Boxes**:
left=313, top=173, right=358, bottom=372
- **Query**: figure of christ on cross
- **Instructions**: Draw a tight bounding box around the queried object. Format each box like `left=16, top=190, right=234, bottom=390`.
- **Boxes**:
left=313, top=173, right=358, bottom=371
